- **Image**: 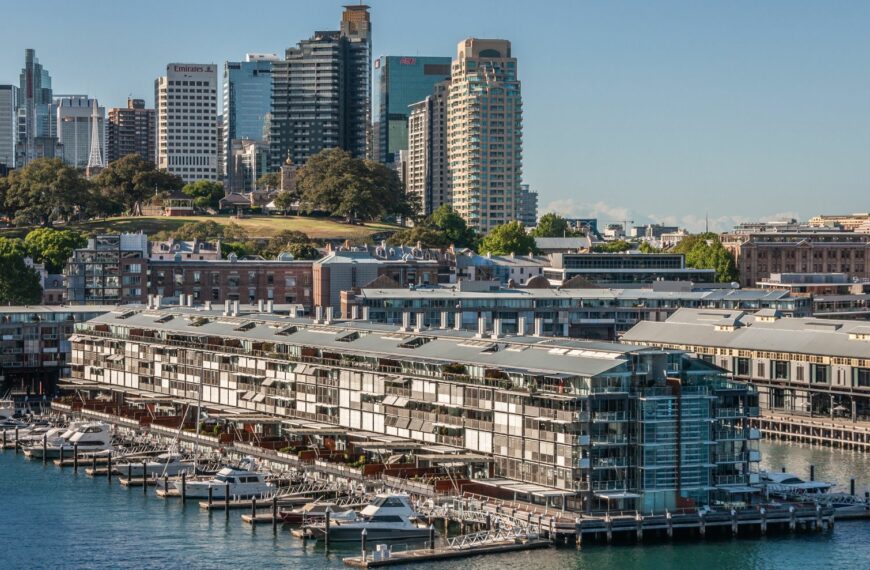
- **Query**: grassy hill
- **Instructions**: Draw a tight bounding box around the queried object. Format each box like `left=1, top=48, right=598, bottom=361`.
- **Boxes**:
left=0, top=215, right=400, bottom=241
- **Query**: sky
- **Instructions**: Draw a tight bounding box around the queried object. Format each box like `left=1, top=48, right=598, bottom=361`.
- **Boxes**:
left=2, top=0, right=869, bottom=231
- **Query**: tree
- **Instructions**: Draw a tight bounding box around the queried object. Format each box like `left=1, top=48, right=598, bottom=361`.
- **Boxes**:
left=531, top=213, right=577, bottom=238
left=91, top=154, right=183, bottom=215
left=24, top=228, right=87, bottom=273
left=274, top=191, right=296, bottom=212
left=261, top=230, right=312, bottom=257
left=285, top=242, right=321, bottom=260
left=1, top=158, right=93, bottom=226
left=673, top=232, right=738, bottom=282
left=387, top=226, right=453, bottom=248
left=0, top=237, right=42, bottom=304
left=429, top=205, right=477, bottom=248
left=638, top=241, right=662, bottom=254
left=182, top=180, right=224, bottom=210
left=171, top=221, right=226, bottom=241
left=478, top=221, right=538, bottom=256
left=297, top=148, right=413, bottom=222
left=256, top=172, right=281, bottom=190
left=593, top=240, right=632, bottom=253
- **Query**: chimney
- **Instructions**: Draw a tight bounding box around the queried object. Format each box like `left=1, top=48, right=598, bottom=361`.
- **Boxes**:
left=186, top=294, right=193, bottom=307
left=223, top=299, right=231, bottom=316
left=517, top=315, right=527, bottom=336
left=414, top=313, right=424, bottom=333
left=401, top=311, right=411, bottom=332
left=534, top=316, right=544, bottom=337
left=147, top=294, right=154, bottom=309
left=315, top=306, right=323, bottom=323
left=178, top=295, right=185, bottom=306
left=491, top=317, right=503, bottom=339
left=155, top=294, right=163, bottom=309
left=204, top=300, right=212, bottom=311
left=454, top=311, right=463, bottom=331
left=476, top=314, right=487, bottom=338
left=362, top=306, right=370, bottom=321
left=258, top=299, right=264, bottom=312
left=232, top=300, right=240, bottom=317
left=325, top=306, right=333, bottom=324
left=440, top=311, right=450, bottom=330
left=351, top=305, right=359, bottom=320
left=266, top=300, right=274, bottom=313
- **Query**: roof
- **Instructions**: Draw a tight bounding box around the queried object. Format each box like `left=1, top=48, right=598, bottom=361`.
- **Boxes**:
left=534, top=237, right=591, bottom=250
left=622, top=308, right=870, bottom=359
left=78, top=306, right=676, bottom=378
left=0, top=305, right=117, bottom=315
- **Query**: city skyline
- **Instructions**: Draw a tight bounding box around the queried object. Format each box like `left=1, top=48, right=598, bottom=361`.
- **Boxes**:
left=1, top=1, right=869, bottom=230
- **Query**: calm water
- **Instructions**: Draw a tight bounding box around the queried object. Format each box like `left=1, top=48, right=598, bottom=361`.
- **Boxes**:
left=2, top=442, right=869, bottom=570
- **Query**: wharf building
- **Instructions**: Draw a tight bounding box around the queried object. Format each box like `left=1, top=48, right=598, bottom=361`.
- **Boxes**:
left=0, top=85, right=18, bottom=168
left=375, top=55, right=451, bottom=166
left=447, top=39, right=523, bottom=233
left=0, top=305, right=113, bottom=398
left=155, top=63, right=219, bottom=182
left=69, top=305, right=760, bottom=511
left=544, top=252, right=717, bottom=287
left=269, top=5, right=371, bottom=168
left=223, top=54, right=278, bottom=181
left=623, top=308, right=870, bottom=422
left=758, top=273, right=870, bottom=319
left=106, top=98, right=156, bottom=164
left=340, top=281, right=810, bottom=340
left=722, top=228, right=870, bottom=288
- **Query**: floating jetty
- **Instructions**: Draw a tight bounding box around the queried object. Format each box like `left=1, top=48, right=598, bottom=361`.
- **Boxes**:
left=343, top=537, right=551, bottom=568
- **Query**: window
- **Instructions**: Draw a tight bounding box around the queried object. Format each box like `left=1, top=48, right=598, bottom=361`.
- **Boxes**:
left=773, top=360, right=789, bottom=380
left=757, top=363, right=766, bottom=378
left=285, top=275, right=296, bottom=287
left=854, top=368, right=870, bottom=388
left=811, top=364, right=829, bottom=384
left=735, top=358, right=750, bottom=376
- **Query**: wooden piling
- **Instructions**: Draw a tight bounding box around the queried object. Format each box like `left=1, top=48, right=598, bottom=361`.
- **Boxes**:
left=107, top=453, right=112, bottom=482
left=143, top=460, right=148, bottom=494
left=325, top=509, right=331, bottom=551
left=14, top=427, right=18, bottom=454
left=251, top=497, right=257, bottom=520
left=207, top=484, right=213, bottom=508
left=429, top=524, right=435, bottom=550
left=42, top=434, right=47, bottom=464
left=272, top=496, right=278, bottom=533
left=73, top=443, right=78, bottom=472
left=181, top=472, right=187, bottom=502
left=59, top=443, right=64, bottom=464
left=225, top=483, right=230, bottom=518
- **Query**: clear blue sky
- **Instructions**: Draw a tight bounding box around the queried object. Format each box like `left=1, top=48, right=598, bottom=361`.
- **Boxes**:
left=2, top=0, right=868, bottom=231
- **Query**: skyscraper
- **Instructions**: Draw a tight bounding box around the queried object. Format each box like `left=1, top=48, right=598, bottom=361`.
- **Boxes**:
left=223, top=54, right=278, bottom=182
left=55, top=96, right=105, bottom=169
left=17, top=49, right=56, bottom=165
left=155, top=63, right=219, bottom=182
left=270, top=5, right=371, bottom=169
left=106, top=99, right=156, bottom=164
left=406, top=81, right=450, bottom=216
left=375, top=55, right=451, bottom=166
left=447, top=39, right=523, bottom=233
left=517, top=184, right=538, bottom=227
left=0, top=85, right=17, bottom=168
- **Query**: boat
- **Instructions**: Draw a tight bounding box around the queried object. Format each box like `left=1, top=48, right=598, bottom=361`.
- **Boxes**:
left=761, top=471, right=834, bottom=498
left=113, top=451, right=196, bottom=478
left=0, top=400, right=27, bottom=429
left=280, top=501, right=356, bottom=525
left=304, top=494, right=434, bottom=542
left=23, top=422, right=113, bottom=459
left=174, top=466, right=274, bottom=499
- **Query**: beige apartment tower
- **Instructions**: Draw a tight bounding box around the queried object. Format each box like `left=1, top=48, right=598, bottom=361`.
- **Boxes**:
left=447, top=39, right=522, bottom=232
left=406, top=81, right=450, bottom=216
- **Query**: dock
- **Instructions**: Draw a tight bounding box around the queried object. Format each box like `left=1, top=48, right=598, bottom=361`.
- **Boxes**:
left=754, top=412, right=870, bottom=451
left=343, top=538, right=551, bottom=567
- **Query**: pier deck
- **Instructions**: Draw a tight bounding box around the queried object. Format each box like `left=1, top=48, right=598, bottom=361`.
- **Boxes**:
left=342, top=539, right=551, bottom=567
left=754, top=412, right=870, bottom=451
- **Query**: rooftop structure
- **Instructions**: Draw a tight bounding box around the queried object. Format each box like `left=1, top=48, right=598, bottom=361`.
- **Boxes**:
left=545, top=252, right=717, bottom=288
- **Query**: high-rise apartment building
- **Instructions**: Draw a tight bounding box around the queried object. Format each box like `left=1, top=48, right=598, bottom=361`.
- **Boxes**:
left=447, top=39, right=523, bottom=233
left=223, top=54, right=278, bottom=179
left=406, top=81, right=450, bottom=215
left=0, top=85, right=17, bottom=167
left=155, top=63, right=219, bottom=182
left=270, top=5, right=371, bottom=168
left=517, top=184, right=538, bottom=227
left=375, top=56, right=451, bottom=166
left=17, top=49, right=56, bottom=166
left=107, top=98, right=156, bottom=164
left=55, top=96, right=105, bottom=169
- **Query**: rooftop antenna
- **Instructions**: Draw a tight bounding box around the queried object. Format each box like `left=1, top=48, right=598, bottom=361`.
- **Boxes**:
left=705, top=211, right=709, bottom=234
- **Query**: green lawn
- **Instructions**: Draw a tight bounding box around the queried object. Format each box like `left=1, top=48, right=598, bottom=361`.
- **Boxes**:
left=0, top=215, right=400, bottom=241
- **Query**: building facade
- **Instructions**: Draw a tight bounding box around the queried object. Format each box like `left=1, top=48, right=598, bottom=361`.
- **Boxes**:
left=55, top=96, right=105, bottom=169
left=624, top=308, right=870, bottom=422
left=107, top=98, right=156, bottom=164
left=545, top=252, right=717, bottom=287
left=155, top=63, right=219, bottom=182
left=0, top=85, right=18, bottom=168
left=722, top=230, right=870, bottom=288
left=375, top=55, right=451, bottom=165
left=17, top=49, right=56, bottom=166
left=517, top=184, right=538, bottom=227
left=447, top=39, right=523, bottom=232
left=228, top=139, right=269, bottom=193
left=71, top=305, right=760, bottom=510
left=270, top=6, right=371, bottom=168
left=223, top=54, right=278, bottom=179
left=406, top=81, right=450, bottom=215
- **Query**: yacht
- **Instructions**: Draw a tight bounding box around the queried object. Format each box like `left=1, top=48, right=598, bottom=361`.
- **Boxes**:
left=23, top=422, right=112, bottom=459
left=761, top=471, right=834, bottom=498
left=305, top=494, right=433, bottom=542
left=175, top=466, right=273, bottom=499
left=0, top=400, right=26, bottom=428
left=114, top=451, right=196, bottom=478
left=280, top=501, right=356, bottom=525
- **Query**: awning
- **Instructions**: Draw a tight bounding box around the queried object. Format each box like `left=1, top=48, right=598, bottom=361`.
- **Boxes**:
left=252, top=393, right=266, bottom=403
left=594, top=491, right=641, bottom=500
left=395, top=418, right=411, bottom=429
left=262, top=378, right=276, bottom=387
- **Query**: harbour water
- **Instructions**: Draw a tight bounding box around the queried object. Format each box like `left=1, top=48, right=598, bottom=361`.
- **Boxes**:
left=1, top=441, right=869, bottom=570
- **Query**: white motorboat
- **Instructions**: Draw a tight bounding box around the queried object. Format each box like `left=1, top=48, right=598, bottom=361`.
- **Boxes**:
left=305, top=494, right=433, bottom=542
left=23, top=422, right=112, bottom=459
left=114, top=451, right=196, bottom=478
left=175, top=466, right=274, bottom=499
left=761, top=471, right=834, bottom=498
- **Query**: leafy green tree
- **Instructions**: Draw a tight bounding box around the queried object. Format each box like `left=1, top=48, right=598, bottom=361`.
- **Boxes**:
left=92, top=154, right=183, bottom=215
left=261, top=230, right=312, bottom=257
left=256, top=172, right=281, bottom=190
left=171, top=221, right=225, bottom=241
left=531, top=213, right=578, bottom=237
left=274, top=191, right=297, bottom=212
left=674, top=232, right=738, bottom=282
left=221, top=241, right=250, bottom=258
left=478, top=221, right=538, bottom=256
left=1, top=158, right=93, bottom=226
left=284, top=242, right=321, bottom=260
left=638, top=241, right=662, bottom=254
left=297, top=148, right=412, bottom=222
left=24, top=228, right=87, bottom=273
left=593, top=240, right=632, bottom=253
left=387, top=226, right=452, bottom=248
left=182, top=180, right=224, bottom=210
left=0, top=237, right=42, bottom=304
left=429, top=205, right=477, bottom=248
